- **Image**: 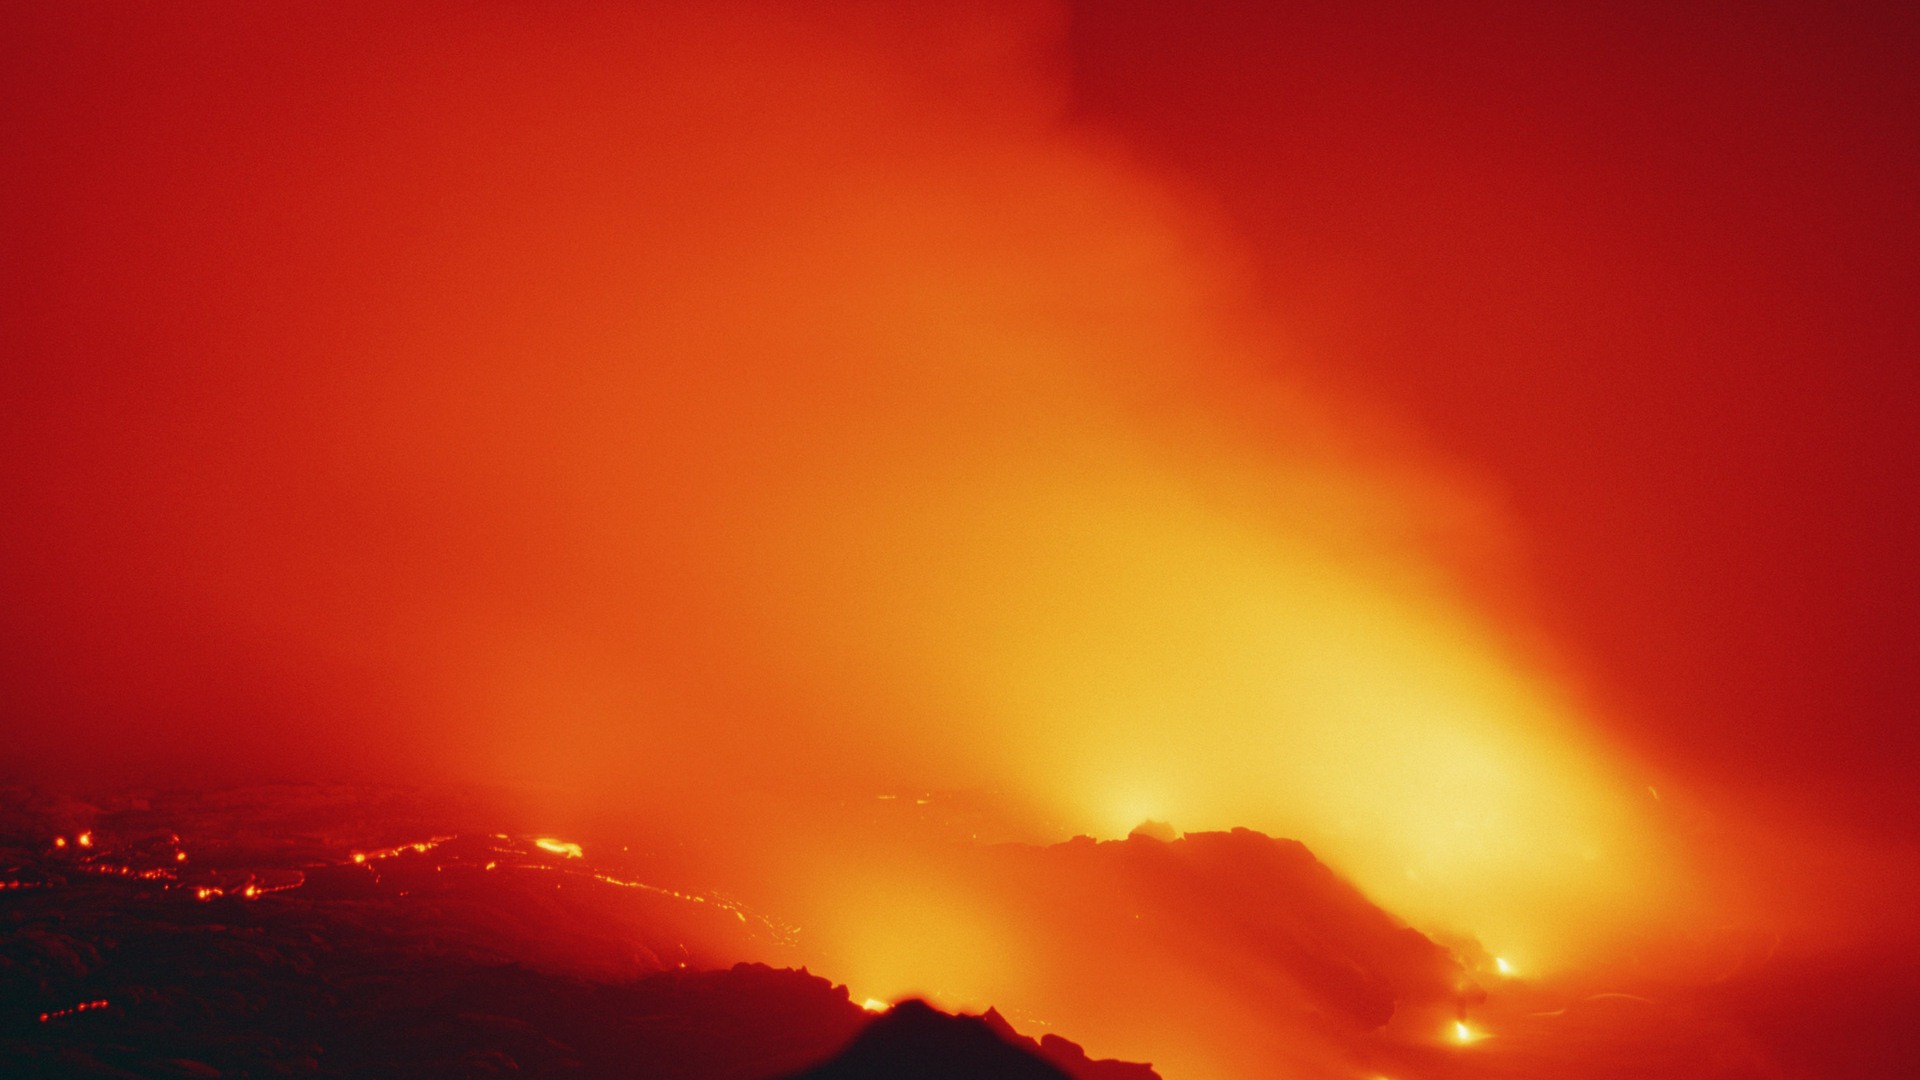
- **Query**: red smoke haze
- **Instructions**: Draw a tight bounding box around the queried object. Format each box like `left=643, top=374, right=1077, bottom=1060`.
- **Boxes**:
left=3, top=3, right=1916, bottom=1076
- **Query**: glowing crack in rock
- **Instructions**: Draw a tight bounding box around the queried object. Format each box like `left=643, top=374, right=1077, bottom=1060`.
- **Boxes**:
left=351, top=836, right=458, bottom=865
left=585, top=870, right=796, bottom=944
left=40, top=999, right=109, bottom=1023
left=135, top=829, right=800, bottom=944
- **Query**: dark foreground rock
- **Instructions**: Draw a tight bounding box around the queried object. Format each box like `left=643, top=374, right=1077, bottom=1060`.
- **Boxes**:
left=782, top=999, right=1160, bottom=1080
left=783, top=999, right=1070, bottom=1080
left=0, top=788, right=1159, bottom=1080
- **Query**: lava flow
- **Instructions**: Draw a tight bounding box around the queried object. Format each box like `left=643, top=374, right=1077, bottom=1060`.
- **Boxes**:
left=4, top=3, right=1917, bottom=1079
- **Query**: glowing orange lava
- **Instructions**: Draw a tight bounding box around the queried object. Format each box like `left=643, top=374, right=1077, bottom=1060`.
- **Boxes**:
left=39, top=999, right=109, bottom=1024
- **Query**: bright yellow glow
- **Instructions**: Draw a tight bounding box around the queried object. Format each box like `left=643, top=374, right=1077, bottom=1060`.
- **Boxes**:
left=351, top=852, right=366, bottom=863
left=1452, top=1020, right=1478, bottom=1045
left=861, top=998, right=891, bottom=1013
left=760, top=426, right=1697, bottom=973
left=1494, top=956, right=1514, bottom=976
left=816, top=872, right=1009, bottom=1014
left=53, top=837, right=66, bottom=848
left=0, top=13, right=1746, bottom=1079
left=77, top=832, right=94, bottom=848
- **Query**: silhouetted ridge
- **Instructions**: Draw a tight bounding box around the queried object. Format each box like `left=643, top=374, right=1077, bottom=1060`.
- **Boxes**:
left=974, top=827, right=1471, bottom=1030
left=978, top=1007, right=1161, bottom=1080
left=0, top=789, right=1164, bottom=1080
left=783, top=999, right=1071, bottom=1080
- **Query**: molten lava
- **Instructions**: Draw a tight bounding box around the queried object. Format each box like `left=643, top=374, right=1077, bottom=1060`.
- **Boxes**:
left=38, top=999, right=110, bottom=1024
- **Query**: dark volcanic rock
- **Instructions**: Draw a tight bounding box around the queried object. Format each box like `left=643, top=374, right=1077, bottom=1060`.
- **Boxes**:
left=779, top=1000, right=1163, bottom=1080
left=783, top=999, right=1072, bottom=1080
left=0, top=789, right=1159, bottom=1080
left=975, top=828, right=1470, bottom=1031
left=980, top=1008, right=1160, bottom=1080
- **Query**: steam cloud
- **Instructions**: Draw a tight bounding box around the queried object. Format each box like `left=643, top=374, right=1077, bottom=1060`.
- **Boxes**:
left=3, top=0, right=1693, bottom=998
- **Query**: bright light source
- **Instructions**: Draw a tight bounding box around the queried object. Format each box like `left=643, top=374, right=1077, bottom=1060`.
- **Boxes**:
left=861, top=998, right=891, bottom=1013
left=1453, top=1020, right=1476, bottom=1044
left=1494, top=956, right=1514, bottom=976
left=77, top=832, right=94, bottom=848
left=535, top=837, right=584, bottom=858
